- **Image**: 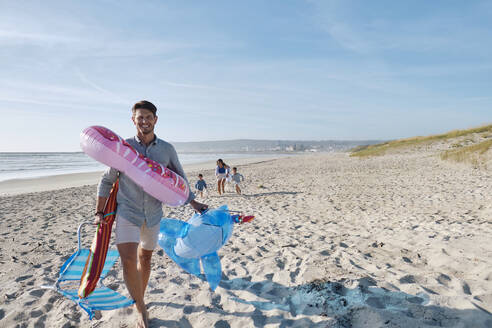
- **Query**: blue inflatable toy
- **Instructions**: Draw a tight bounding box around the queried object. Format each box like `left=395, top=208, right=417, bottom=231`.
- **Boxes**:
left=158, top=205, right=254, bottom=291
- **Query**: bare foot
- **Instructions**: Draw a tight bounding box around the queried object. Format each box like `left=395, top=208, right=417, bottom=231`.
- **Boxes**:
left=135, top=305, right=148, bottom=328
left=135, top=309, right=148, bottom=328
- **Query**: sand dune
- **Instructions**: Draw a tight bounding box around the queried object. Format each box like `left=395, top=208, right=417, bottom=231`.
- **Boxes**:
left=0, top=151, right=491, bottom=327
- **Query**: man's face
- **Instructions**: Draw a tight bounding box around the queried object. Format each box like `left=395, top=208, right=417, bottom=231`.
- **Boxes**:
left=132, top=108, right=157, bottom=135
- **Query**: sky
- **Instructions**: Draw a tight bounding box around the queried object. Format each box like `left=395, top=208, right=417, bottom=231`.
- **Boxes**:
left=0, top=0, right=491, bottom=151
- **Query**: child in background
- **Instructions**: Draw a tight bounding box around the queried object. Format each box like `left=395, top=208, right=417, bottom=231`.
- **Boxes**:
left=215, top=159, right=227, bottom=195
left=195, top=174, right=207, bottom=198
left=231, top=167, right=245, bottom=195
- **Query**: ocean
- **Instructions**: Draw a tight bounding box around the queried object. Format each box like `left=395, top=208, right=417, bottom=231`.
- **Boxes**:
left=0, top=152, right=283, bottom=182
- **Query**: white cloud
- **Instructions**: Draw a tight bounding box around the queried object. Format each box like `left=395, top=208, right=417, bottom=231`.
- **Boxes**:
left=75, top=68, right=130, bottom=104
left=0, top=30, right=78, bottom=45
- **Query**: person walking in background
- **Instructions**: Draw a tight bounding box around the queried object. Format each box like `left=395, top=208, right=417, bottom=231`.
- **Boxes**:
left=215, top=159, right=227, bottom=195
left=231, top=167, right=245, bottom=195
left=195, top=173, right=207, bottom=198
left=94, top=100, right=208, bottom=328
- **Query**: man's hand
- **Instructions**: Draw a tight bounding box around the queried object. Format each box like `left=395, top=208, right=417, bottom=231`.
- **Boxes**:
left=93, top=212, right=106, bottom=225
left=189, top=199, right=208, bottom=214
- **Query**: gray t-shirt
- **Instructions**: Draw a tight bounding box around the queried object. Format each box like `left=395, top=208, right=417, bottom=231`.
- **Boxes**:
left=231, top=173, right=244, bottom=183
left=97, top=135, right=194, bottom=228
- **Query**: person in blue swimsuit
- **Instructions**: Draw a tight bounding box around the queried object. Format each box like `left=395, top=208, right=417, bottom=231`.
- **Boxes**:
left=215, top=159, right=227, bottom=195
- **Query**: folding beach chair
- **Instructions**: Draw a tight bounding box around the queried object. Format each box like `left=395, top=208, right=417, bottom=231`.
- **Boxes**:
left=79, top=180, right=119, bottom=298
left=42, top=222, right=134, bottom=319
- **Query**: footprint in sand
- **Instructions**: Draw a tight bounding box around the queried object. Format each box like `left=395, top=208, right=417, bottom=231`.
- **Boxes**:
left=170, top=277, right=185, bottom=285
left=211, top=294, right=222, bottom=309
left=15, top=274, right=33, bottom=282
left=29, top=309, right=44, bottom=318
left=290, top=268, right=300, bottom=283
left=462, top=281, right=472, bottom=295
left=275, top=258, right=285, bottom=270
left=214, top=320, right=231, bottom=328
left=189, top=283, right=200, bottom=290
left=402, top=256, right=413, bottom=263
left=436, top=273, right=451, bottom=286
left=420, top=285, right=439, bottom=295
left=399, top=275, right=416, bottom=284
left=24, top=299, right=37, bottom=306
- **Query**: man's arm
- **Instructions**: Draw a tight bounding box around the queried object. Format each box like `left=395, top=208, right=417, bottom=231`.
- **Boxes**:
left=95, top=196, right=108, bottom=213
left=94, top=167, right=118, bottom=224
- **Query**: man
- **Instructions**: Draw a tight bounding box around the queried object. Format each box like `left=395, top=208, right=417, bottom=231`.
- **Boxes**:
left=94, top=100, right=207, bottom=328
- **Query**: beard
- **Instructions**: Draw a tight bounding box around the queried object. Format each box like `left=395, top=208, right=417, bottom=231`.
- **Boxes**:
left=139, top=125, right=154, bottom=135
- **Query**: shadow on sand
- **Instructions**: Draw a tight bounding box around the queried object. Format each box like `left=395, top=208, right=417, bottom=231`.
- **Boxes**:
left=244, top=191, right=300, bottom=197
left=147, top=275, right=492, bottom=327
left=204, top=191, right=300, bottom=200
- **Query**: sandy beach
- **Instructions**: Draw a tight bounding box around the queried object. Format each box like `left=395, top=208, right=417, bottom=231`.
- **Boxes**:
left=1, top=150, right=491, bottom=327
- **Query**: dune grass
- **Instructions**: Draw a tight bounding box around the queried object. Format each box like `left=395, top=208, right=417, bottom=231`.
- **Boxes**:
left=440, top=139, right=492, bottom=166
left=351, top=124, right=492, bottom=157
